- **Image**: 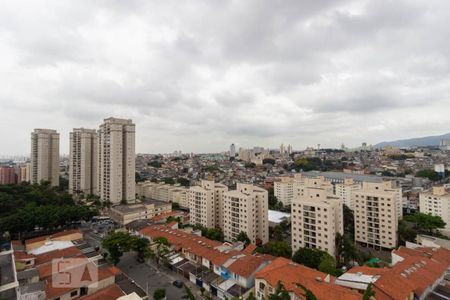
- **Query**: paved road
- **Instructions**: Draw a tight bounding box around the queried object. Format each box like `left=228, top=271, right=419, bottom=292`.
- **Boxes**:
left=117, top=252, right=188, bottom=300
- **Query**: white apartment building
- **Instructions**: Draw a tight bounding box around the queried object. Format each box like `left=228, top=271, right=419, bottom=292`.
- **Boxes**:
left=98, top=117, right=135, bottom=204
left=69, top=128, right=98, bottom=196
left=335, top=178, right=360, bottom=209
left=419, top=186, right=450, bottom=233
left=136, top=181, right=188, bottom=208
left=30, top=129, right=59, bottom=186
left=230, top=143, right=236, bottom=158
left=274, top=177, right=295, bottom=206
left=222, top=183, right=269, bottom=245
left=188, top=180, right=228, bottom=228
left=291, top=177, right=343, bottom=256
left=353, top=181, right=399, bottom=250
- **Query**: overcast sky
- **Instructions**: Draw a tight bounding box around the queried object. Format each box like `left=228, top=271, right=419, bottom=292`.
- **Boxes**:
left=1, top=0, right=450, bottom=155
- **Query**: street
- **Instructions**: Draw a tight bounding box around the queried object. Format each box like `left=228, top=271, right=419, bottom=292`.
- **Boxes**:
left=81, top=221, right=214, bottom=299
left=117, top=252, right=189, bottom=300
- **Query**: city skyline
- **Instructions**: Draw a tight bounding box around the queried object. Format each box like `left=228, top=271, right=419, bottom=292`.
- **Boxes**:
left=2, top=0, right=450, bottom=154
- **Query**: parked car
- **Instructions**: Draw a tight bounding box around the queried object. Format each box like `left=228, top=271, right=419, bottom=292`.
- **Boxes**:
left=172, top=280, right=183, bottom=288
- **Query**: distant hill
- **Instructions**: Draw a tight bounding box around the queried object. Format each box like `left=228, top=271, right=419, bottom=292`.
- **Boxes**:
left=374, top=133, right=450, bottom=149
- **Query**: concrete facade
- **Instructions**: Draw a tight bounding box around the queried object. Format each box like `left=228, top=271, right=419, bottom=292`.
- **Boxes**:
left=98, top=118, right=135, bottom=204
left=420, top=186, right=450, bottom=232
left=69, top=128, right=98, bottom=196
left=291, top=176, right=343, bottom=256
left=354, top=181, right=399, bottom=249
left=30, top=129, right=59, bottom=186
left=222, top=183, right=269, bottom=245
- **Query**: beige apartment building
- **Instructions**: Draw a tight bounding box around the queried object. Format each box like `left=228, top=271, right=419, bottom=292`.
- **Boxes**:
left=419, top=186, right=450, bottom=233
left=136, top=181, right=188, bottom=208
left=222, top=183, right=269, bottom=245
left=353, top=181, right=399, bottom=249
left=69, top=128, right=98, bottom=196
left=291, top=176, right=343, bottom=256
left=98, top=118, right=135, bottom=204
left=274, top=177, right=295, bottom=206
left=188, top=180, right=228, bottom=228
left=30, top=129, right=59, bottom=186
left=109, top=200, right=171, bottom=225
left=335, top=178, right=360, bottom=209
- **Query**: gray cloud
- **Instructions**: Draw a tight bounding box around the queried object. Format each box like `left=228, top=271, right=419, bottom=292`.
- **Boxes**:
left=0, top=0, right=450, bottom=154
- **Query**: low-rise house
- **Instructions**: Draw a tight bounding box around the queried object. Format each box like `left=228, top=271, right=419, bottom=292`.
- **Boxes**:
left=139, top=224, right=273, bottom=299
left=255, top=257, right=361, bottom=300
left=336, top=246, right=450, bottom=300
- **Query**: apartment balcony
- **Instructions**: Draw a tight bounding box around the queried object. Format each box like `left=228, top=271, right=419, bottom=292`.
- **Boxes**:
left=303, top=211, right=316, bottom=218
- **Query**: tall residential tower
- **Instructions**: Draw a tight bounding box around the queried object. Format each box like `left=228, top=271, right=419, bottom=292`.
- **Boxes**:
left=98, top=118, right=135, bottom=204
left=69, top=128, right=98, bottom=196
left=30, top=129, right=59, bottom=186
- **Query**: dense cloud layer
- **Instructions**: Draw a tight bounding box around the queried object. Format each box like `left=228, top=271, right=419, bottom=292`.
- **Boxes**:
left=1, top=0, right=449, bottom=154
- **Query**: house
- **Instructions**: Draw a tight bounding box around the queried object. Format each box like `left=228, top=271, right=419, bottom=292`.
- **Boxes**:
left=139, top=224, right=273, bottom=299
left=335, top=246, right=450, bottom=300
left=255, top=257, right=361, bottom=300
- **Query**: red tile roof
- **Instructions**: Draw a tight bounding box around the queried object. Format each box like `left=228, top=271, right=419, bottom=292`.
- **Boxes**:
left=373, top=255, right=448, bottom=300
left=35, top=246, right=85, bottom=266
left=256, top=257, right=361, bottom=300
left=228, top=254, right=274, bottom=277
left=242, top=244, right=257, bottom=255
left=140, top=225, right=232, bottom=264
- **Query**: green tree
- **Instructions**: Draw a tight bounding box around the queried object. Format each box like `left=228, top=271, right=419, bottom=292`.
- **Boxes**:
left=163, top=177, right=176, bottom=185
left=271, top=226, right=284, bottom=241
left=398, top=220, right=417, bottom=244
left=296, top=283, right=318, bottom=300
left=153, top=288, right=166, bottom=300
left=131, top=236, right=151, bottom=261
left=235, top=231, right=251, bottom=246
left=177, top=177, right=190, bottom=187
left=404, top=213, right=446, bottom=235
left=263, top=158, right=276, bottom=165
left=268, top=282, right=290, bottom=300
left=148, top=160, right=162, bottom=168
left=363, top=283, right=375, bottom=300
left=267, top=187, right=279, bottom=209
left=102, top=232, right=134, bottom=265
left=257, top=241, right=292, bottom=258
left=244, top=162, right=256, bottom=168
left=335, top=233, right=357, bottom=266
left=205, top=227, right=224, bottom=242
left=318, top=253, right=337, bottom=276
left=182, top=284, right=196, bottom=300
left=343, top=204, right=354, bottom=238
left=416, top=169, right=439, bottom=181
left=246, top=292, right=256, bottom=300
left=135, top=172, right=145, bottom=183
left=292, top=248, right=327, bottom=269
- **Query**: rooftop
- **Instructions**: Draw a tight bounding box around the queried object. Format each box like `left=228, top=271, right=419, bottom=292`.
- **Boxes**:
left=256, top=257, right=361, bottom=300
left=268, top=210, right=291, bottom=223
left=29, top=240, right=75, bottom=255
